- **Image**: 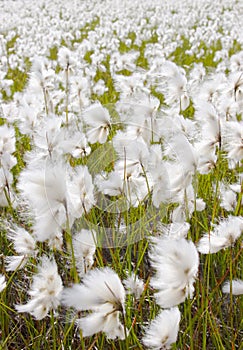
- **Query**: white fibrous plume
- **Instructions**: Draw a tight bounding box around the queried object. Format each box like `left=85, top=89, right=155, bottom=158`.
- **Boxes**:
left=17, top=161, right=70, bottom=244
left=156, top=61, right=190, bottom=111
left=0, top=274, right=7, bottom=293
left=123, top=272, right=144, bottom=299
left=149, top=237, right=199, bottom=308
left=5, top=225, right=36, bottom=271
left=62, top=267, right=126, bottom=339
left=221, top=121, right=243, bottom=168
left=142, top=307, right=181, bottom=350
left=72, top=229, right=97, bottom=277
left=222, top=279, right=243, bottom=295
left=0, top=124, right=17, bottom=207
left=15, top=256, right=63, bottom=320
left=68, top=165, right=96, bottom=218
left=197, top=216, right=243, bottom=254
left=83, top=103, right=111, bottom=144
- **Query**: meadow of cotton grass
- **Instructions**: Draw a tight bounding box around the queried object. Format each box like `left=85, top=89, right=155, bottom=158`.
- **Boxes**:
left=0, top=0, right=242, bottom=349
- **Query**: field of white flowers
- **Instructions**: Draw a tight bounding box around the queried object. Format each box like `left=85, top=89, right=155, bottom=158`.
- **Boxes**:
left=0, top=0, right=242, bottom=349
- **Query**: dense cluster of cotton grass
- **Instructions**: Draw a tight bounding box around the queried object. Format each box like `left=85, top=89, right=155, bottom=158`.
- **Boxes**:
left=0, top=0, right=242, bottom=349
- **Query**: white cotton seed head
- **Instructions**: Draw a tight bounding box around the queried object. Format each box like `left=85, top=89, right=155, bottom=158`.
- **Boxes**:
left=73, top=229, right=96, bottom=257
left=150, top=237, right=199, bottom=307
left=0, top=274, right=6, bottom=292
left=83, top=102, right=110, bottom=127
left=73, top=229, right=97, bottom=276
left=0, top=124, right=16, bottom=154
left=220, top=188, right=237, bottom=211
left=58, top=47, right=76, bottom=70
left=18, top=162, right=68, bottom=216
left=222, top=121, right=243, bottom=164
left=123, top=272, right=144, bottom=299
left=95, top=171, right=123, bottom=196
left=143, top=307, right=181, bottom=349
left=222, top=279, right=243, bottom=295
left=62, top=267, right=125, bottom=312
left=62, top=267, right=126, bottom=339
left=197, top=234, right=227, bottom=254
left=32, top=210, right=65, bottom=243
left=15, top=256, right=63, bottom=320
left=156, top=222, right=190, bottom=239
left=68, top=165, right=95, bottom=218
left=76, top=312, right=107, bottom=337
left=77, top=311, right=125, bottom=340
left=5, top=255, right=28, bottom=272
left=197, top=216, right=243, bottom=254
left=7, top=226, right=36, bottom=255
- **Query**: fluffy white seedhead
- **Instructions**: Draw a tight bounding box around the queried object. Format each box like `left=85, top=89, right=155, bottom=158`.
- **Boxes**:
left=117, top=92, right=160, bottom=143
left=76, top=310, right=125, bottom=340
left=0, top=274, right=6, bottom=292
left=96, top=171, right=124, bottom=196
left=58, top=47, right=77, bottom=70
left=94, top=132, right=150, bottom=207
left=18, top=162, right=68, bottom=214
left=83, top=102, right=111, bottom=144
left=113, top=131, right=150, bottom=170
left=150, top=237, right=199, bottom=307
left=7, top=225, right=36, bottom=255
left=194, top=101, right=221, bottom=150
left=197, top=216, right=243, bottom=254
left=219, top=182, right=239, bottom=211
left=156, top=61, right=189, bottom=111
left=0, top=124, right=16, bottom=154
left=156, top=222, right=190, bottom=239
left=33, top=116, right=63, bottom=155
left=222, top=121, right=243, bottom=166
left=165, top=133, right=198, bottom=174
left=93, top=79, right=108, bottom=96
left=15, top=256, right=63, bottom=320
left=114, top=72, right=146, bottom=98
left=68, top=165, right=95, bottom=218
left=62, top=267, right=125, bottom=311
left=147, top=146, right=171, bottom=207
left=18, top=162, right=70, bottom=243
left=222, top=279, right=243, bottom=295
left=169, top=184, right=205, bottom=223
left=143, top=307, right=181, bottom=349
left=73, top=229, right=97, bottom=276
left=5, top=225, right=36, bottom=271
left=62, top=267, right=126, bottom=339
left=123, top=272, right=144, bottom=299
left=229, top=52, right=243, bottom=72
left=16, top=97, right=40, bottom=136
left=70, top=132, right=91, bottom=158
left=5, top=255, right=29, bottom=272
left=0, top=124, right=17, bottom=207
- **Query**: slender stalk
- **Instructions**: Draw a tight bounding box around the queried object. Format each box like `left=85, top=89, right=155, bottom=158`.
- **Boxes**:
left=203, top=253, right=211, bottom=349
left=140, top=162, right=151, bottom=196
left=87, top=335, right=98, bottom=350
left=42, top=86, right=49, bottom=116
left=65, top=64, right=70, bottom=125
left=234, top=181, right=243, bottom=216
left=3, top=186, right=15, bottom=217
left=50, top=310, right=57, bottom=350
left=187, top=297, right=194, bottom=350
left=184, top=188, right=190, bottom=223
left=65, top=209, right=78, bottom=283
left=229, top=246, right=234, bottom=349
left=121, top=308, right=129, bottom=350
